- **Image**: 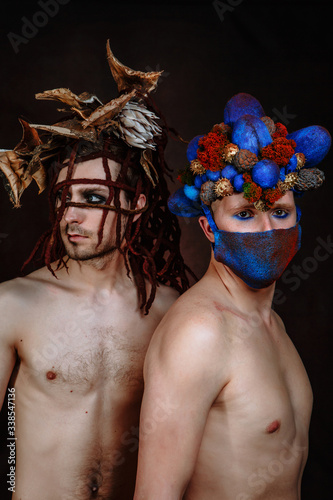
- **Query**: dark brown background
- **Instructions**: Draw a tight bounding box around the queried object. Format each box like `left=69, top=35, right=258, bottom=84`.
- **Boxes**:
left=0, top=0, right=332, bottom=497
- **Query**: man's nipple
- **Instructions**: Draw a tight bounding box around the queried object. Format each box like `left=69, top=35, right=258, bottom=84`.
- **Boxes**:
left=266, top=420, right=280, bottom=434
left=46, top=370, right=57, bottom=381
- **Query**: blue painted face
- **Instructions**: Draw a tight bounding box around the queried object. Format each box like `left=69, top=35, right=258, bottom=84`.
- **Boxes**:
left=201, top=203, right=301, bottom=289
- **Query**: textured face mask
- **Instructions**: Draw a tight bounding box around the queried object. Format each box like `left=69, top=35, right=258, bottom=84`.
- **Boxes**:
left=202, top=205, right=301, bottom=289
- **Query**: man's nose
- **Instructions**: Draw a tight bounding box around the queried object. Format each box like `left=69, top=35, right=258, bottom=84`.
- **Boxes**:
left=258, top=214, right=273, bottom=232
left=63, top=205, right=84, bottom=224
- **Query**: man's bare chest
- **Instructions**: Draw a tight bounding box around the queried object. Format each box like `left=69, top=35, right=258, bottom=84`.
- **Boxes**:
left=214, top=326, right=313, bottom=439
left=14, top=301, right=153, bottom=393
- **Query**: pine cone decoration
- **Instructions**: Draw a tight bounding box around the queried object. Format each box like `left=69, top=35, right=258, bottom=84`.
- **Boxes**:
left=261, top=116, right=276, bottom=135
left=214, top=178, right=234, bottom=197
left=200, top=181, right=217, bottom=205
left=234, top=149, right=258, bottom=171
left=190, top=159, right=206, bottom=175
left=294, top=168, right=325, bottom=191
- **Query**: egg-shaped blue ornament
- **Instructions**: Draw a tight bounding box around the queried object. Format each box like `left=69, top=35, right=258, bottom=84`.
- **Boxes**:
left=194, top=175, right=204, bottom=189
left=231, top=115, right=272, bottom=155
left=201, top=174, right=208, bottom=183
left=286, top=154, right=298, bottom=174
left=184, top=184, right=200, bottom=201
left=224, top=93, right=266, bottom=128
left=233, top=173, right=245, bottom=192
left=252, top=160, right=280, bottom=189
left=221, top=164, right=238, bottom=182
left=186, top=135, right=205, bottom=162
left=287, top=126, right=331, bottom=167
left=206, top=170, right=221, bottom=182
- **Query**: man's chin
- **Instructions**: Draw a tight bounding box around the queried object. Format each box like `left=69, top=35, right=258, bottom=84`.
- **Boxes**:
left=65, top=246, right=117, bottom=263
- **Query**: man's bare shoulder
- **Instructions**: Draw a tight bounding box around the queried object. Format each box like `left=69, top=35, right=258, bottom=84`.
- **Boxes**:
left=144, top=278, right=232, bottom=394
left=0, top=266, right=63, bottom=311
left=147, top=277, right=235, bottom=366
left=157, top=275, right=237, bottom=332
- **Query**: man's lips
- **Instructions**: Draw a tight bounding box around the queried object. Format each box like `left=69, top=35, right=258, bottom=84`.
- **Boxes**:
left=67, top=233, right=89, bottom=241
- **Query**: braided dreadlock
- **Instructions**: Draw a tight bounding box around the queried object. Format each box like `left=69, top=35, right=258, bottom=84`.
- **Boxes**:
left=23, top=124, right=192, bottom=314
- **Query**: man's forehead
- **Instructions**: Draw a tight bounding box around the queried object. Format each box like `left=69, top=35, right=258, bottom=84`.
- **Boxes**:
left=57, top=157, right=122, bottom=183
left=213, top=191, right=295, bottom=212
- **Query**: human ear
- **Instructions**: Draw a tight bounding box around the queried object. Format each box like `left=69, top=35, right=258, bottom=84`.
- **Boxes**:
left=133, top=193, right=147, bottom=222
left=198, top=215, right=215, bottom=243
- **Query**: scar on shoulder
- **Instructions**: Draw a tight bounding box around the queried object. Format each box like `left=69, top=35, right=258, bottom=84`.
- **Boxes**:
left=266, top=420, right=280, bottom=434
left=46, top=371, right=57, bottom=380
left=213, top=301, right=246, bottom=321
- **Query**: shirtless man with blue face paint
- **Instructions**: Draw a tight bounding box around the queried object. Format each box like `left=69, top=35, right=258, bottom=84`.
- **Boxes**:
left=134, top=93, right=331, bottom=500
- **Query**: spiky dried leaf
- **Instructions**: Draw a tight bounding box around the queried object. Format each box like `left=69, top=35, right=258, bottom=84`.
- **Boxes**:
left=14, top=119, right=42, bottom=155
left=0, top=150, right=29, bottom=207
left=106, top=40, right=162, bottom=93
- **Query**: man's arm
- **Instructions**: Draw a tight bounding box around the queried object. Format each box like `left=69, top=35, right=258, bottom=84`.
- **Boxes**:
left=0, top=282, right=19, bottom=409
left=134, top=309, right=229, bottom=500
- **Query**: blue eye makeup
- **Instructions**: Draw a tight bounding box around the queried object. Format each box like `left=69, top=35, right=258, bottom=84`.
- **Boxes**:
left=233, top=210, right=253, bottom=220
left=272, top=209, right=290, bottom=219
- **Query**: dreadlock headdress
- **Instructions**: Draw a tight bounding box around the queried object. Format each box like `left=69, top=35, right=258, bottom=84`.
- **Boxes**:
left=0, top=41, right=190, bottom=313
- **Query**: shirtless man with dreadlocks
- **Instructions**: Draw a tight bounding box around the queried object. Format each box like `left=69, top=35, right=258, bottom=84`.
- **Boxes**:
left=0, top=44, right=188, bottom=499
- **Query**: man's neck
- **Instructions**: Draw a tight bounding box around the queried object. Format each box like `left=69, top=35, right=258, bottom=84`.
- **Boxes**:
left=208, top=257, right=276, bottom=323
left=56, top=250, right=133, bottom=293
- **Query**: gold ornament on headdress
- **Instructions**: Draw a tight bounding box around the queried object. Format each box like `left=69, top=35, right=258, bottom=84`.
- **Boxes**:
left=253, top=199, right=270, bottom=212
left=214, top=178, right=234, bottom=197
left=295, top=152, right=306, bottom=170
left=0, top=40, right=164, bottom=207
left=223, top=143, right=239, bottom=163
left=282, top=172, right=298, bottom=190
left=190, top=159, right=206, bottom=175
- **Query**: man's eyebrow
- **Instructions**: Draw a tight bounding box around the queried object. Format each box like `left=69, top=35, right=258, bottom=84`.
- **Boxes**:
left=79, top=185, right=110, bottom=193
left=227, top=202, right=256, bottom=211
left=271, top=202, right=295, bottom=210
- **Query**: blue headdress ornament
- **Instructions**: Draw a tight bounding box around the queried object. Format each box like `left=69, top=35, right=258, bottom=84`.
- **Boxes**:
left=168, top=93, right=331, bottom=217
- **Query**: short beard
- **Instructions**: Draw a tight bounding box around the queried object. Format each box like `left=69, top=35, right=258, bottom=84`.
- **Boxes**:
left=65, top=245, right=118, bottom=267
left=61, top=223, right=126, bottom=269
